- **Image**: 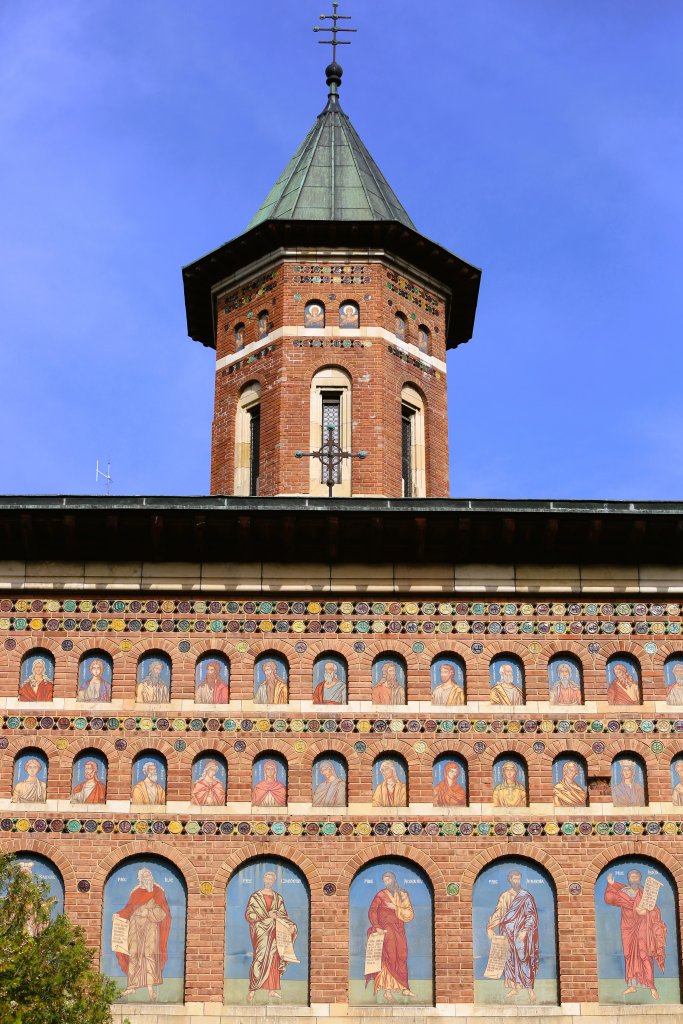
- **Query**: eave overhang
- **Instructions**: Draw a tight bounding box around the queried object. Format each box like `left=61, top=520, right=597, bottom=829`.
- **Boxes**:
left=182, top=219, right=481, bottom=352
left=1, top=496, right=682, bottom=568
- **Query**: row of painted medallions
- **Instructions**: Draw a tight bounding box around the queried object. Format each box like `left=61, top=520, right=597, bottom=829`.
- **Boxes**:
left=3, top=597, right=683, bottom=617
left=11, top=650, right=683, bottom=706
left=13, top=851, right=681, bottom=1006
left=7, top=747, right=682, bottom=809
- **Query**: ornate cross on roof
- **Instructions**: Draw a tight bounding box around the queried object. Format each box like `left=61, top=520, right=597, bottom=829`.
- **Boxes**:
left=296, top=425, right=367, bottom=498
left=313, top=2, right=356, bottom=64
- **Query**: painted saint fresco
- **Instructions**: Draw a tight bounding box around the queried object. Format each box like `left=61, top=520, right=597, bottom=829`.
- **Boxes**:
left=224, top=859, right=309, bottom=1005
left=473, top=859, right=558, bottom=1005
left=77, top=652, right=112, bottom=702
left=492, top=757, right=527, bottom=808
left=102, top=857, right=186, bottom=1004
left=606, top=658, right=641, bottom=705
left=372, top=757, right=407, bottom=808
left=548, top=658, right=582, bottom=706
left=252, top=756, right=287, bottom=807
left=595, top=859, right=680, bottom=1004
left=489, top=657, right=524, bottom=706
left=311, top=756, right=347, bottom=807
left=339, top=302, right=359, bottom=329
left=195, top=655, right=230, bottom=704
left=131, top=754, right=166, bottom=805
left=13, top=855, right=65, bottom=924
left=304, top=301, right=325, bottom=328
left=371, top=657, right=406, bottom=705
left=234, top=323, right=244, bottom=349
left=430, top=656, right=465, bottom=706
left=664, top=658, right=683, bottom=706
left=312, top=655, right=347, bottom=704
left=12, top=750, right=48, bottom=803
left=432, top=755, right=467, bottom=807
left=552, top=757, right=587, bottom=808
left=18, top=651, right=54, bottom=702
left=71, top=751, right=107, bottom=804
left=254, top=655, right=288, bottom=704
left=257, top=311, right=269, bottom=339
left=417, top=326, right=429, bottom=353
left=349, top=860, right=433, bottom=1006
left=671, top=756, right=683, bottom=805
left=394, top=313, right=406, bottom=341
left=191, top=755, right=227, bottom=806
left=136, top=654, right=171, bottom=704
left=611, top=757, right=646, bottom=807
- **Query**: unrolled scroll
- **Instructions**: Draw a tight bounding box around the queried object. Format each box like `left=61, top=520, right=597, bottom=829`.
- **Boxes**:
left=364, top=928, right=386, bottom=975
left=640, top=876, right=662, bottom=912
left=276, top=917, right=300, bottom=963
left=111, top=913, right=129, bottom=954
left=484, top=934, right=509, bottom=979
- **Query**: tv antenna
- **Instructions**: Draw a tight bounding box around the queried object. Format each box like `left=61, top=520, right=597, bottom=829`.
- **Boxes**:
left=95, top=459, right=112, bottom=496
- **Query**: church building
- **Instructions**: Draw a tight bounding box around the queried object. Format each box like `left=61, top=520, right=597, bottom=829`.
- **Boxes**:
left=1, top=8, right=682, bottom=1023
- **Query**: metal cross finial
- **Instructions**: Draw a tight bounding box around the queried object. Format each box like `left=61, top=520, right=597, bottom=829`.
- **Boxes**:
left=313, top=2, right=356, bottom=64
left=296, top=425, right=367, bottom=499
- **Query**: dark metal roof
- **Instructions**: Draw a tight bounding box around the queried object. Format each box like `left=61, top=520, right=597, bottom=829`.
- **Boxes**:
left=182, top=219, right=481, bottom=351
left=247, top=94, right=415, bottom=229
left=1, top=496, right=682, bottom=567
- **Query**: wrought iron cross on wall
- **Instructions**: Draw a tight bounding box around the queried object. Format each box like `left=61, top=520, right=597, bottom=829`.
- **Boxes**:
left=296, top=426, right=367, bottom=498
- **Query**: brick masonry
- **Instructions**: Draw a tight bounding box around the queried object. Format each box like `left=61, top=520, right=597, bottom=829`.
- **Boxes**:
left=2, top=588, right=683, bottom=1021
left=210, top=257, right=449, bottom=497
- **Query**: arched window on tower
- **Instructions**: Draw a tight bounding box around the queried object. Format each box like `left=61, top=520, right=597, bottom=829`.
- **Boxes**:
left=400, top=384, right=426, bottom=497
left=309, top=367, right=352, bottom=497
left=394, top=311, right=406, bottom=341
left=234, top=381, right=261, bottom=496
left=339, top=301, right=359, bottom=330
left=417, top=325, right=430, bottom=353
left=304, top=300, right=325, bottom=329
left=234, top=322, right=245, bottom=351
left=257, top=310, right=270, bottom=340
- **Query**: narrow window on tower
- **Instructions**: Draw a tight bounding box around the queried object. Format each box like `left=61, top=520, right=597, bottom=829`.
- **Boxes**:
left=248, top=404, right=261, bottom=496
left=400, top=384, right=426, bottom=498
left=234, top=381, right=262, bottom=496
left=401, top=404, right=414, bottom=497
left=321, top=391, right=342, bottom=484
left=309, top=367, right=352, bottom=497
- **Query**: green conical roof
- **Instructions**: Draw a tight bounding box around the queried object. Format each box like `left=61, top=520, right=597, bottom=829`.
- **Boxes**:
left=248, top=66, right=415, bottom=230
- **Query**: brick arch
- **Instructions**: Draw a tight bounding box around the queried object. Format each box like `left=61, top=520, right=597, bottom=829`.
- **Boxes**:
left=91, top=841, right=200, bottom=895
left=188, top=638, right=235, bottom=659
left=336, top=844, right=446, bottom=895
left=426, top=639, right=478, bottom=671
left=65, top=734, right=116, bottom=760
left=212, top=843, right=323, bottom=897
left=581, top=842, right=683, bottom=893
left=362, top=639, right=421, bottom=675
left=0, top=838, right=77, bottom=888
left=68, top=636, right=126, bottom=662
left=119, top=735, right=178, bottom=761
left=593, top=641, right=647, bottom=670
left=540, top=738, right=595, bottom=764
left=298, top=643, right=349, bottom=674
left=2, top=733, right=59, bottom=758
left=304, top=735, right=353, bottom=763
left=246, top=639, right=295, bottom=662
left=126, top=637, right=178, bottom=661
left=652, top=641, right=683, bottom=672
left=540, top=642, right=592, bottom=675
left=482, top=639, right=536, bottom=672
left=250, top=738, right=304, bottom=764
left=459, top=842, right=569, bottom=898
left=13, top=636, right=62, bottom=660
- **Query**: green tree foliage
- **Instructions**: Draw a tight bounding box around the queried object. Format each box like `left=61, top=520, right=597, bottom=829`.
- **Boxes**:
left=0, top=854, right=126, bottom=1024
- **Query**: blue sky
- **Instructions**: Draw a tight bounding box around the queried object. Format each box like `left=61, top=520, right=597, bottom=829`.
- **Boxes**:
left=1, top=1, right=682, bottom=499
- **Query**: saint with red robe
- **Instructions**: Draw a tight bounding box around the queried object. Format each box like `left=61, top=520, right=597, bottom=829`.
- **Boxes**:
left=432, top=762, right=466, bottom=806
left=604, top=870, right=667, bottom=998
left=606, top=663, right=640, bottom=705
left=252, top=760, right=287, bottom=807
left=366, top=871, right=417, bottom=1002
left=18, top=658, right=54, bottom=702
left=486, top=870, right=539, bottom=1002
left=191, top=759, right=226, bottom=806
left=115, top=868, right=171, bottom=1002
left=245, top=871, right=297, bottom=1002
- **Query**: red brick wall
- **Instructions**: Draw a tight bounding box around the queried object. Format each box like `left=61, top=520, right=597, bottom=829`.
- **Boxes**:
left=2, top=595, right=683, bottom=1006
left=210, top=258, right=450, bottom=497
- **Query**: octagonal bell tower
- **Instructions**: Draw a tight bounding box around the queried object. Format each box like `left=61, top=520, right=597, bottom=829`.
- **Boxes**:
left=183, top=55, right=480, bottom=499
